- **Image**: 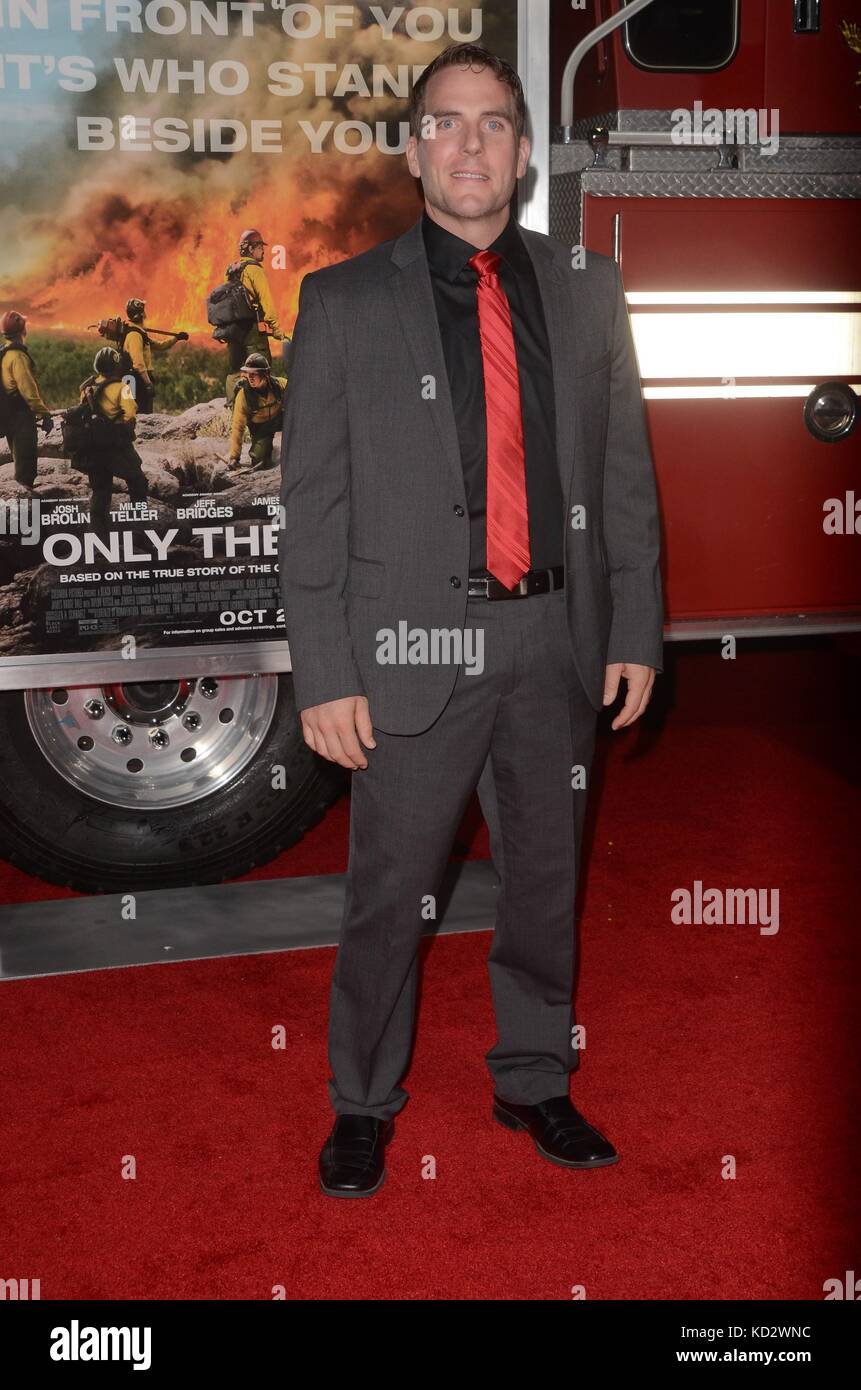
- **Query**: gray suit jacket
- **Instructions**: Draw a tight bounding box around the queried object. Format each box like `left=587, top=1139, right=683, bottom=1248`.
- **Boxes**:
left=278, top=213, right=663, bottom=735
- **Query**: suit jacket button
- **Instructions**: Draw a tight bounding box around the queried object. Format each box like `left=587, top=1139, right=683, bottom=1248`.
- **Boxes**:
left=453, top=504, right=464, bottom=516
left=450, top=576, right=461, bottom=588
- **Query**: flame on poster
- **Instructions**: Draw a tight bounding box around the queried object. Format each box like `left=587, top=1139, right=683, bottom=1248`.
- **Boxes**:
left=0, top=2, right=516, bottom=338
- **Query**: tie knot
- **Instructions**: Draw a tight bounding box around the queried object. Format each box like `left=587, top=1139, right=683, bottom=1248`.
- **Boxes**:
left=468, top=249, right=501, bottom=281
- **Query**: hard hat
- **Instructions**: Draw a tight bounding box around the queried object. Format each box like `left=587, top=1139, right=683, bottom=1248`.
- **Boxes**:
left=1, top=309, right=27, bottom=336
left=239, top=228, right=267, bottom=253
left=126, top=298, right=146, bottom=321
left=94, top=346, right=123, bottom=376
left=241, top=352, right=271, bottom=374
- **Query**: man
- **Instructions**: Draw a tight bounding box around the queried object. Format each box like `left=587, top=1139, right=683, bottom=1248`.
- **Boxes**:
left=278, top=43, right=663, bottom=1198
left=76, top=346, right=148, bottom=540
left=121, top=299, right=186, bottom=414
left=225, top=229, right=285, bottom=380
left=0, top=309, right=53, bottom=488
left=227, top=352, right=287, bottom=472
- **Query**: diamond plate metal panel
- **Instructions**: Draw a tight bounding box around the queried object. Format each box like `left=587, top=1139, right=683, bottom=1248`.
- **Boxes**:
left=549, top=148, right=861, bottom=246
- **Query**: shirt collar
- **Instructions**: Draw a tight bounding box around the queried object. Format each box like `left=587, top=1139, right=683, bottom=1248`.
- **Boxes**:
left=421, top=207, right=529, bottom=282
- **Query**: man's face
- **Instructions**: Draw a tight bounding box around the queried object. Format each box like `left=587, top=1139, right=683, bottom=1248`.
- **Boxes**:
left=405, top=63, right=530, bottom=226
left=250, top=240, right=265, bottom=263
left=246, top=370, right=268, bottom=390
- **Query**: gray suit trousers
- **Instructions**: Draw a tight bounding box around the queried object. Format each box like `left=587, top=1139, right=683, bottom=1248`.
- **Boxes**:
left=327, top=584, right=598, bottom=1119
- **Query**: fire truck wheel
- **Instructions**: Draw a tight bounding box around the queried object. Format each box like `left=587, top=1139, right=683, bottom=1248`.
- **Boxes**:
left=0, top=673, right=345, bottom=894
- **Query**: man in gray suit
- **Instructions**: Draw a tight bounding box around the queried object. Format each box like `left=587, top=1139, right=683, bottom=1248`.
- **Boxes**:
left=278, top=43, right=663, bottom=1198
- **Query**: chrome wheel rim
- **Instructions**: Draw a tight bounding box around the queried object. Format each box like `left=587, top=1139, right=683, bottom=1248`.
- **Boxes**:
left=26, top=674, right=279, bottom=810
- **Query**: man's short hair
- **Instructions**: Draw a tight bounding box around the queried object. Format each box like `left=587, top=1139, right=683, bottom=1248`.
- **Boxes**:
left=409, top=42, right=526, bottom=144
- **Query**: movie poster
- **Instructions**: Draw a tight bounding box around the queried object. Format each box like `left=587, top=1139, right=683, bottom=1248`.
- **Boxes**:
left=0, top=0, right=517, bottom=683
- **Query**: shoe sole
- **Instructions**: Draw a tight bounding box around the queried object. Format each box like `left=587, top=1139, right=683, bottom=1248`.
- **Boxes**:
left=492, top=1102, right=620, bottom=1169
left=319, top=1166, right=387, bottom=1199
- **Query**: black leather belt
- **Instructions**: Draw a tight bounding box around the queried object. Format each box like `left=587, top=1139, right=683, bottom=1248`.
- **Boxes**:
left=467, top=565, right=565, bottom=600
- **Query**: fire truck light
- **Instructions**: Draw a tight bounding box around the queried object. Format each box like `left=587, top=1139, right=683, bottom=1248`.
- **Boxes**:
left=626, top=291, right=861, bottom=305
left=642, top=384, right=861, bottom=400
left=628, top=308, right=861, bottom=390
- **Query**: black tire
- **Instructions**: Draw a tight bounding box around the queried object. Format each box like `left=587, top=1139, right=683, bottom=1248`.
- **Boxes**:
left=0, top=673, right=345, bottom=894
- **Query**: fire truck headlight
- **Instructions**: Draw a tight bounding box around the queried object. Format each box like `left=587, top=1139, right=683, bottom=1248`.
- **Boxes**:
left=803, top=382, right=859, bottom=444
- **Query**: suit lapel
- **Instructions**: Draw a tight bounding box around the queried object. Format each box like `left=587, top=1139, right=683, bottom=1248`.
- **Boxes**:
left=519, top=227, right=580, bottom=527
left=389, top=217, right=466, bottom=499
left=389, top=213, right=579, bottom=522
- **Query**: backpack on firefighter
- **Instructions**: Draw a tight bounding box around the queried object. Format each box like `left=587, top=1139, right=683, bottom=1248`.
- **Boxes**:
left=207, top=257, right=260, bottom=344
left=91, top=316, right=137, bottom=376
left=60, top=348, right=132, bottom=458
left=60, top=380, right=120, bottom=457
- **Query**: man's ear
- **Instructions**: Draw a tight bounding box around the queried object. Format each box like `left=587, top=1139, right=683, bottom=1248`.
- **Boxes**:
left=517, top=134, right=531, bottom=179
left=405, top=133, right=420, bottom=179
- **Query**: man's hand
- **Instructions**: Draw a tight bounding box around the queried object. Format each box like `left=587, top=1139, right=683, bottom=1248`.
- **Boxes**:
left=300, top=694, right=376, bottom=769
left=603, top=662, right=655, bottom=730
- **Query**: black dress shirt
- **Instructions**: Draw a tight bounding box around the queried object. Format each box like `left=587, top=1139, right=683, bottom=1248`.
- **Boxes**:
left=421, top=208, right=563, bottom=576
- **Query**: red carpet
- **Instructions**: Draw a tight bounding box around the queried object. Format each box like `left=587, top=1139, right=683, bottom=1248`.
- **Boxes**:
left=0, top=641, right=858, bottom=1299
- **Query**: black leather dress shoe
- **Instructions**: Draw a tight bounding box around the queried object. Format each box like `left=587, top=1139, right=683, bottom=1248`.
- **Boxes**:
left=492, top=1094, right=619, bottom=1168
left=318, top=1114, right=394, bottom=1198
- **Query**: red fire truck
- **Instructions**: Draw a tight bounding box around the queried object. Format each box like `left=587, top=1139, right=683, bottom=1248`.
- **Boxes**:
left=0, top=0, right=857, bottom=893
left=533, top=0, right=860, bottom=640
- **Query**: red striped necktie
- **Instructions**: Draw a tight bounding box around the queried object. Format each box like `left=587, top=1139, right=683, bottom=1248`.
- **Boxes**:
left=468, top=248, right=531, bottom=590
